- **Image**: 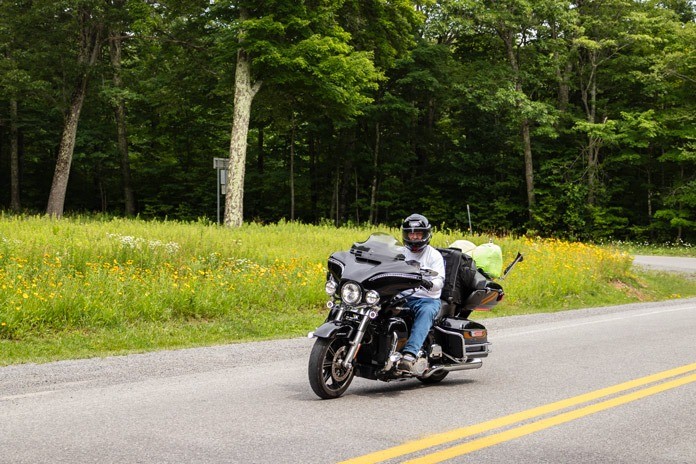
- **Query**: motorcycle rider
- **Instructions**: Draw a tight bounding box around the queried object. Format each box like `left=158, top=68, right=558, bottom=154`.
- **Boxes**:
left=398, top=214, right=445, bottom=373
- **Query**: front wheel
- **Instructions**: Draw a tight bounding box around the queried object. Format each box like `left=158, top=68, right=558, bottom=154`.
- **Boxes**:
left=308, top=336, right=355, bottom=399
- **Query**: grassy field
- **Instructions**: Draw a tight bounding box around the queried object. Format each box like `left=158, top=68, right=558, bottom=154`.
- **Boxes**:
left=2, top=214, right=696, bottom=366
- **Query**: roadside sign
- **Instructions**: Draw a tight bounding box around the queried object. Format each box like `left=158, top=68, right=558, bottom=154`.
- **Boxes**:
left=213, top=157, right=229, bottom=224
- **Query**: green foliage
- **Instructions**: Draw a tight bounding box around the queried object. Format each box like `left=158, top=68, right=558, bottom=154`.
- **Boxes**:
left=1, top=0, right=696, bottom=243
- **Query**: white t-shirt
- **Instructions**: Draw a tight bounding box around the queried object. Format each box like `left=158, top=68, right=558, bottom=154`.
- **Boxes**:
left=402, top=245, right=445, bottom=299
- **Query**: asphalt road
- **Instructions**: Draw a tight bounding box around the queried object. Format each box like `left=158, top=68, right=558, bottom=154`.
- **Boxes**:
left=633, top=254, right=696, bottom=273
left=1, top=257, right=696, bottom=463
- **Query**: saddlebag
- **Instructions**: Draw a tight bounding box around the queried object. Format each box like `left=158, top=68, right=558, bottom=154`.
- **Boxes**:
left=435, top=317, right=490, bottom=359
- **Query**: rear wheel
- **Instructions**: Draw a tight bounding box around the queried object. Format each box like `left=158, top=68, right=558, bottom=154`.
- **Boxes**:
left=308, top=336, right=355, bottom=399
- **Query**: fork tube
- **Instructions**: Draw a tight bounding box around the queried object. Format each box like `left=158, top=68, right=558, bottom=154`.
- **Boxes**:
left=342, top=314, right=370, bottom=368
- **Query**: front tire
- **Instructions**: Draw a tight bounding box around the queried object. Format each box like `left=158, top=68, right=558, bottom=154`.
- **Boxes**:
left=308, top=336, right=355, bottom=399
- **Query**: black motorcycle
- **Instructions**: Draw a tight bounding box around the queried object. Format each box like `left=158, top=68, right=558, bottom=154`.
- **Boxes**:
left=308, top=233, right=516, bottom=399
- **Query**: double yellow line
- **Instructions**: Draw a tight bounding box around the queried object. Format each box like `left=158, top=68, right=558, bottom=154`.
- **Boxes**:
left=340, top=362, right=696, bottom=464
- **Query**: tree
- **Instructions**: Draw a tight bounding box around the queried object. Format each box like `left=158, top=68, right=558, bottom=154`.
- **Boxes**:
left=338, top=0, right=419, bottom=224
left=211, top=1, right=380, bottom=227
left=0, top=0, right=37, bottom=212
left=429, top=0, right=563, bottom=224
left=45, top=1, right=105, bottom=217
left=223, top=6, right=260, bottom=227
left=106, top=0, right=136, bottom=215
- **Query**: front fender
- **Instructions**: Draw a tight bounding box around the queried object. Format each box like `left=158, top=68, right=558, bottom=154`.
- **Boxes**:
left=311, top=321, right=354, bottom=339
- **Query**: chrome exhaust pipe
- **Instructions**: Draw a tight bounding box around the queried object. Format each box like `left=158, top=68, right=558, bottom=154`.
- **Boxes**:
left=423, top=359, right=483, bottom=378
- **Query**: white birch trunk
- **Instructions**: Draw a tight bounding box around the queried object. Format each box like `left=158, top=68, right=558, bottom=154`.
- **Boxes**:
left=224, top=45, right=261, bottom=227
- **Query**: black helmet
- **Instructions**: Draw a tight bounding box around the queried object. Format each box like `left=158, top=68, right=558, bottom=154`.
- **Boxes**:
left=401, top=213, right=432, bottom=252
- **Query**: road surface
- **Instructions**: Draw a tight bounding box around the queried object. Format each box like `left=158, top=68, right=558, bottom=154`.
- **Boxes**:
left=2, top=297, right=695, bottom=463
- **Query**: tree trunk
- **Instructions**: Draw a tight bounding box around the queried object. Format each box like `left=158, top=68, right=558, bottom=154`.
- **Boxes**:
left=647, top=164, right=653, bottom=226
left=551, top=22, right=571, bottom=113
left=46, top=10, right=103, bottom=217
left=677, top=165, right=684, bottom=241
left=309, top=135, right=318, bottom=221
left=224, top=10, right=262, bottom=227
left=368, top=121, right=380, bottom=224
left=522, top=118, right=535, bottom=219
left=556, top=62, right=572, bottom=113
left=588, top=59, right=598, bottom=204
left=110, top=31, right=136, bottom=216
left=289, top=119, right=296, bottom=221
left=354, top=168, right=360, bottom=224
left=586, top=137, right=601, bottom=206
left=9, top=99, right=21, bottom=212
left=46, top=74, right=90, bottom=217
left=257, top=126, right=265, bottom=173
left=331, top=170, right=339, bottom=226
left=581, top=50, right=600, bottom=206
left=500, top=27, right=536, bottom=218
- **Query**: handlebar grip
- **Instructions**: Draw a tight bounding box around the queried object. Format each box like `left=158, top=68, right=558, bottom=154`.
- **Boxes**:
left=421, top=279, right=434, bottom=290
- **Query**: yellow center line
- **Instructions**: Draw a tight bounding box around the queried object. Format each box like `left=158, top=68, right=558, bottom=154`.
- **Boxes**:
left=339, top=362, right=696, bottom=464
left=406, top=372, right=696, bottom=464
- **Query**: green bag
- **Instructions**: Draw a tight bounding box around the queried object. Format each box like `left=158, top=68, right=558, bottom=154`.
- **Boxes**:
left=471, top=243, right=503, bottom=278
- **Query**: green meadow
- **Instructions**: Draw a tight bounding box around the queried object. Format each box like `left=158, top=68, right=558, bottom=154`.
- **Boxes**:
left=2, top=214, right=695, bottom=366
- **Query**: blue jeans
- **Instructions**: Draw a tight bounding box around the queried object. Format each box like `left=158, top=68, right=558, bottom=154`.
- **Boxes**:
left=401, top=297, right=440, bottom=356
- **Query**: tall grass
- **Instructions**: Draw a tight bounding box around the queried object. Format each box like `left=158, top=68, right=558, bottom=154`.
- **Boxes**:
left=0, top=215, right=351, bottom=341
left=1, top=214, right=693, bottom=364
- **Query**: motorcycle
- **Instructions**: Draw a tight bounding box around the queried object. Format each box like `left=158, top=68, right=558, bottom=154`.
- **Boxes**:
left=307, top=232, right=519, bottom=399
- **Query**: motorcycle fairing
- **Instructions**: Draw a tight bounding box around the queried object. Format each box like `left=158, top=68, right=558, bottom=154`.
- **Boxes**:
left=327, top=233, right=422, bottom=298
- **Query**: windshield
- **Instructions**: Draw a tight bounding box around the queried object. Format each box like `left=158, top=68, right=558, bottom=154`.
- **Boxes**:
left=350, top=233, right=404, bottom=261
left=327, top=233, right=421, bottom=295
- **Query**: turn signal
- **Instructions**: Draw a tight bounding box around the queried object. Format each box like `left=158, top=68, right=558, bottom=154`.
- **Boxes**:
left=464, top=330, right=487, bottom=339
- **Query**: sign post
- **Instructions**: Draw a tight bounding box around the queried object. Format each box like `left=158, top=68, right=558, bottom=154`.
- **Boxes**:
left=213, top=157, right=228, bottom=225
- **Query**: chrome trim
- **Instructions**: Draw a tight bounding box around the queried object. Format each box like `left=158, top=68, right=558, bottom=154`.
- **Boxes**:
left=328, top=257, right=345, bottom=273
left=443, top=352, right=465, bottom=363
left=435, top=326, right=467, bottom=359
left=342, top=304, right=380, bottom=316
left=382, top=332, right=400, bottom=372
left=342, top=314, right=371, bottom=368
left=367, top=273, right=421, bottom=282
left=423, top=359, right=483, bottom=378
left=435, top=325, right=491, bottom=357
left=466, top=342, right=491, bottom=351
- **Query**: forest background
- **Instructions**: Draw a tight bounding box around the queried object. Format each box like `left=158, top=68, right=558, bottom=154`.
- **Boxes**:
left=1, top=0, right=695, bottom=242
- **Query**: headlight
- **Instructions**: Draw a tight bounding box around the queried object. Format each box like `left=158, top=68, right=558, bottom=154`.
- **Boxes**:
left=365, top=290, right=380, bottom=305
left=325, top=279, right=337, bottom=296
left=341, top=282, right=361, bottom=305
